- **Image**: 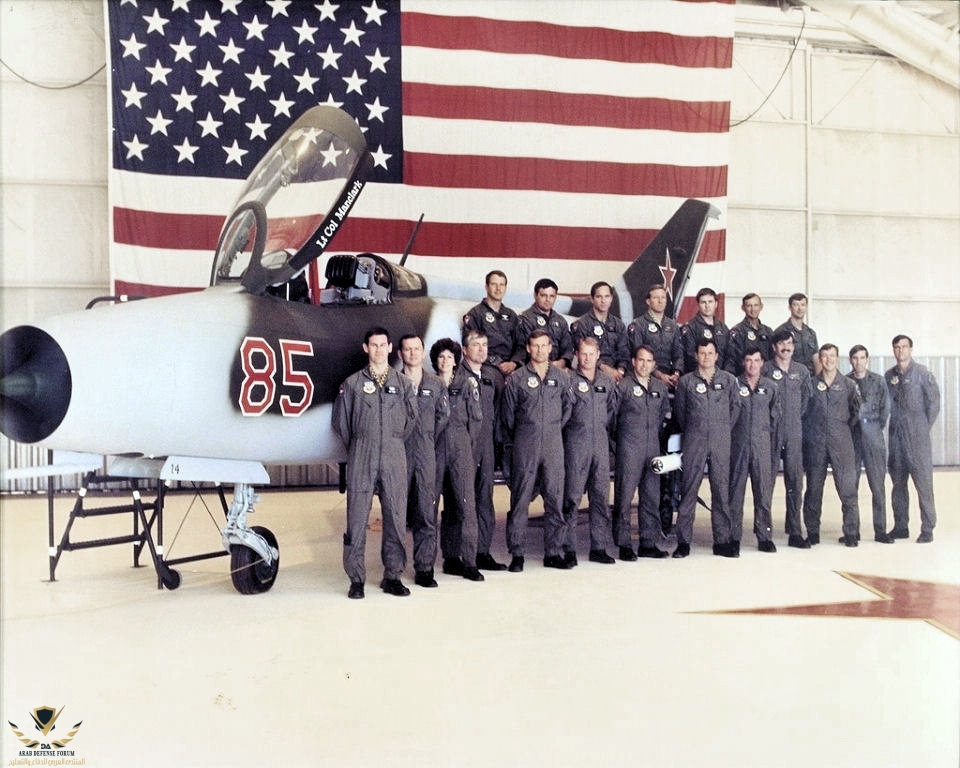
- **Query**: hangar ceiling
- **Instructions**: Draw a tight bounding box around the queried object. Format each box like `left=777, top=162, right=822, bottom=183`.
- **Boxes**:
left=797, top=0, right=960, bottom=88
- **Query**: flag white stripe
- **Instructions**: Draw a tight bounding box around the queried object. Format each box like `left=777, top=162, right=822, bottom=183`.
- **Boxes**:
left=403, top=117, right=729, bottom=167
left=402, top=48, right=733, bottom=101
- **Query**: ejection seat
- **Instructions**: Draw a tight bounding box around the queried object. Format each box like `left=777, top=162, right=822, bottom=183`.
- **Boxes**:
left=320, top=253, right=392, bottom=304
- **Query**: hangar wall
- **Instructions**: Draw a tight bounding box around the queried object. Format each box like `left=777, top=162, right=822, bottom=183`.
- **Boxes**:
left=0, top=1, right=957, bottom=486
left=727, top=3, right=959, bottom=362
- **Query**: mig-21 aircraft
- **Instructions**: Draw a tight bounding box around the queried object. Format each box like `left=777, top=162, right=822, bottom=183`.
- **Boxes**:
left=0, top=105, right=718, bottom=594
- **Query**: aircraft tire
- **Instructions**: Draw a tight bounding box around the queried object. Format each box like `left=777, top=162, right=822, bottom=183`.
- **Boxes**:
left=230, top=525, right=279, bottom=595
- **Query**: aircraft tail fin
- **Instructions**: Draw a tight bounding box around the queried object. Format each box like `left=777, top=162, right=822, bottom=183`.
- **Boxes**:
left=613, top=199, right=720, bottom=322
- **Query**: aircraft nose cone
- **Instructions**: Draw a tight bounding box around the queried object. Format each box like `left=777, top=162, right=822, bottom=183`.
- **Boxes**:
left=0, top=326, right=72, bottom=443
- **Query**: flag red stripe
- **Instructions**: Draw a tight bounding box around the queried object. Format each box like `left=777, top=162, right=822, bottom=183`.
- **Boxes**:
left=403, top=83, right=730, bottom=133
left=402, top=12, right=734, bottom=68
left=114, top=207, right=222, bottom=250
left=336, top=219, right=726, bottom=263
left=404, top=152, right=727, bottom=197
left=112, top=207, right=724, bottom=264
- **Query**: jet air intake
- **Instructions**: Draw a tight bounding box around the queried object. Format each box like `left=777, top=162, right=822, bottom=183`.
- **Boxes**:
left=0, top=325, right=72, bottom=443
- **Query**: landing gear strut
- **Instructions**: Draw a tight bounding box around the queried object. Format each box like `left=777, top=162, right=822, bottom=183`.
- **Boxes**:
left=222, top=483, right=280, bottom=594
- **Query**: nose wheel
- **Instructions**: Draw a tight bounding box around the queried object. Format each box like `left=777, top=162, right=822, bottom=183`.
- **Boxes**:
left=230, top=525, right=279, bottom=594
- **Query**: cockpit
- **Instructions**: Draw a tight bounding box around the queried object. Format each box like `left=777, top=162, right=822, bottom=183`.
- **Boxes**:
left=318, top=253, right=426, bottom=305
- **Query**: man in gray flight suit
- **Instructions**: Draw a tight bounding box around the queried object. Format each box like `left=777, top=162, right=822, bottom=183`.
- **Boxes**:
left=462, top=269, right=519, bottom=379
left=724, top=293, right=774, bottom=375
left=431, top=337, right=485, bottom=582
left=460, top=329, right=508, bottom=571
left=677, top=287, right=730, bottom=375
left=627, top=284, right=683, bottom=534
left=570, top=281, right=630, bottom=383
left=885, top=334, right=941, bottom=543
left=847, top=345, right=894, bottom=543
left=561, top=337, right=619, bottom=566
left=399, top=334, right=451, bottom=588
left=333, top=327, right=418, bottom=599
left=613, top=345, right=672, bottom=560
left=501, top=329, right=572, bottom=571
left=762, top=329, right=813, bottom=548
left=802, top=344, right=862, bottom=547
left=730, top=347, right=781, bottom=552
left=674, top=337, right=741, bottom=557
left=626, top=285, right=683, bottom=386
left=511, top=278, right=574, bottom=368
left=774, top=292, right=820, bottom=376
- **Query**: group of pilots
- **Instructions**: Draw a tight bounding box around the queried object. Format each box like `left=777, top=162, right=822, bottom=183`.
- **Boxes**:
left=332, top=271, right=941, bottom=599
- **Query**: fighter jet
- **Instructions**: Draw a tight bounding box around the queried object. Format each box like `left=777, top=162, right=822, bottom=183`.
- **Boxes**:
left=0, top=105, right=718, bottom=594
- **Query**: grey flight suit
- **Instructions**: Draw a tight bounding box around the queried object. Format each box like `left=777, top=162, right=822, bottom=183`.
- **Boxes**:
left=403, top=370, right=450, bottom=573
left=762, top=359, right=812, bottom=537
left=774, top=320, right=819, bottom=375
left=847, top=370, right=890, bottom=536
left=802, top=374, right=862, bottom=539
left=627, top=312, right=683, bottom=377
left=333, top=367, right=417, bottom=585
left=612, top=374, right=670, bottom=550
left=724, top=319, right=774, bottom=375
left=674, top=369, right=741, bottom=546
left=512, top=307, right=574, bottom=367
left=461, top=360, right=503, bottom=556
left=677, top=314, right=730, bottom=374
left=562, top=369, right=619, bottom=554
left=437, top=366, right=484, bottom=568
left=626, top=312, right=683, bottom=528
left=885, top=361, right=940, bottom=536
left=729, top=376, right=781, bottom=544
left=501, top=363, right=571, bottom=558
left=462, top=300, right=519, bottom=368
left=570, top=311, right=630, bottom=373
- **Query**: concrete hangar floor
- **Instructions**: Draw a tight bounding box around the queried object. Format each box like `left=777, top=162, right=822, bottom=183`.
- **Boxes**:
left=1, top=473, right=958, bottom=767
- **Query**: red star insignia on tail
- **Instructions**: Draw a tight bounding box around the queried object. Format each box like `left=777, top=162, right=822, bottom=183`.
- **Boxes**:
left=659, top=248, right=677, bottom=299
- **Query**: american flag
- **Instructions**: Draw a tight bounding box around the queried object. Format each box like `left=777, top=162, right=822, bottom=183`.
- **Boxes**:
left=107, top=0, right=734, bottom=318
